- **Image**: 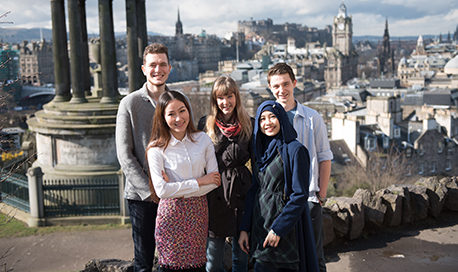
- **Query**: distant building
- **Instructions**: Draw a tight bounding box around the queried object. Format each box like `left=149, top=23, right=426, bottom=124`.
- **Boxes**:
left=237, top=17, right=332, bottom=48
left=379, top=19, right=395, bottom=76
left=0, top=43, right=21, bottom=102
left=19, top=40, right=54, bottom=86
left=149, top=10, right=221, bottom=77
left=331, top=93, right=458, bottom=177
left=324, top=1, right=358, bottom=90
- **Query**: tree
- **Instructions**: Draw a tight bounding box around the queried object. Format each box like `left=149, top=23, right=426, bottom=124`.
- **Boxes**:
left=336, top=145, right=419, bottom=196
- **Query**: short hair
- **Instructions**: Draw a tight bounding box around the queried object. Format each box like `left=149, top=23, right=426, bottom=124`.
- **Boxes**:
left=149, top=90, right=197, bottom=150
left=267, top=63, right=296, bottom=85
left=143, top=43, right=169, bottom=64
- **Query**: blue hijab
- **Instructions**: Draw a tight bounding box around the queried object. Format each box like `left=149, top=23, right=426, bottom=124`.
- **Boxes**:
left=254, top=101, right=297, bottom=173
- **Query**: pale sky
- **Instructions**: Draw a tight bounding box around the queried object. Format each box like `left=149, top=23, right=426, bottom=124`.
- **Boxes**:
left=1, top=0, right=458, bottom=38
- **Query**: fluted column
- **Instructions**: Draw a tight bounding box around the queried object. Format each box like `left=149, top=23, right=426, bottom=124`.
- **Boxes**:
left=99, top=0, right=119, bottom=103
left=50, top=0, right=70, bottom=102
left=136, top=0, right=147, bottom=86
left=126, top=0, right=139, bottom=93
left=68, top=0, right=88, bottom=103
left=79, top=0, right=92, bottom=96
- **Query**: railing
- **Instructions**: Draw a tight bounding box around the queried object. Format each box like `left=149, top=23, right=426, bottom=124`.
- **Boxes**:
left=2, top=167, right=128, bottom=226
left=43, top=176, right=120, bottom=217
left=0, top=171, right=30, bottom=213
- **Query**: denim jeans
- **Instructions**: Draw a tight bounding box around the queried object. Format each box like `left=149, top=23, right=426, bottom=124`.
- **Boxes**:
left=128, top=199, right=158, bottom=272
left=253, top=261, right=295, bottom=272
left=309, top=201, right=326, bottom=272
left=206, top=235, right=248, bottom=272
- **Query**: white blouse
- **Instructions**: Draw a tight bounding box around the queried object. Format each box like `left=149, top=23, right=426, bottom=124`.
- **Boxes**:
left=147, top=131, right=219, bottom=199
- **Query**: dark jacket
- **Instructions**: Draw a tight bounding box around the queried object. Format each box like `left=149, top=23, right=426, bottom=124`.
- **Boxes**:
left=198, top=116, right=254, bottom=238
left=240, top=101, right=319, bottom=272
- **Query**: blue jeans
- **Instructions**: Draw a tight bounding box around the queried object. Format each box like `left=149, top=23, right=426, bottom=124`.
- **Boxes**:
left=309, top=201, right=326, bottom=272
left=253, top=261, right=295, bottom=272
left=206, top=235, right=248, bottom=272
left=128, top=199, right=158, bottom=272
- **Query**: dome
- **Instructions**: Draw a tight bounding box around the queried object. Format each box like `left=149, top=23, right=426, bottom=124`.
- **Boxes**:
left=444, top=55, right=458, bottom=75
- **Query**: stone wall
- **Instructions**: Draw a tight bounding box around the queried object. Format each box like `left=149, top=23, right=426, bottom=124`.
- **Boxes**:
left=81, top=176, right=458, bottom=272
left=322, top=176, right=458, bottom=245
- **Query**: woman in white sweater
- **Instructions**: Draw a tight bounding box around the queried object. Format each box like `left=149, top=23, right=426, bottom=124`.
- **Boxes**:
left=147, top=90, right=221, bottom=272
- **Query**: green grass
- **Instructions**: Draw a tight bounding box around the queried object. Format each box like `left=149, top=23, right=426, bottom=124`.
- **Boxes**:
left=0, top=213, right=130, bottom=239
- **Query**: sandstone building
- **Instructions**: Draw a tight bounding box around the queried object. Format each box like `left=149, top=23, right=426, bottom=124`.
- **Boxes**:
left=19, top=40, right=54, bottom=86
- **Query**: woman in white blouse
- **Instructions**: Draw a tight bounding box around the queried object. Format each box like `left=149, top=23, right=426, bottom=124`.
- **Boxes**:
left=147, top=90, right=221, bottom=272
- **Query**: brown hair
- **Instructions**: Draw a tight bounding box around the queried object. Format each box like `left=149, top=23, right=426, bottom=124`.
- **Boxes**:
left=148, top=90, right=197, bottom=150
left=267, top=63, right=296, bottom=85
left=143, top=43, right=170, bottom=64
left=204, top=76, right=252, bottom=143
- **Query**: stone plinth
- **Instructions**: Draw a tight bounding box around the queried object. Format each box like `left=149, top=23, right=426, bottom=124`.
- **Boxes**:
left=27, top=97, right=119, bottom=178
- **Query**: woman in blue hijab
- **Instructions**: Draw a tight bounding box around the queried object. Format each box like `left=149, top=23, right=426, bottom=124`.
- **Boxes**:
left=238, top=101, right=319, bottom=272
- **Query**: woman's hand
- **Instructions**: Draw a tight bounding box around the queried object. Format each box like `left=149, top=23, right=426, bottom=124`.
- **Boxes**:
left=263, top=229, right=281, bottom=248
left=238, top=231, right=250, bottom=254
left=196, top=172, right=221, bottom=186
left=161, top=171, right=169, bottom=183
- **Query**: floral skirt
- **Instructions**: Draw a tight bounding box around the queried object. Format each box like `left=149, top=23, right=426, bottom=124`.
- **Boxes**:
left=156, top=195, right=208, bottom=270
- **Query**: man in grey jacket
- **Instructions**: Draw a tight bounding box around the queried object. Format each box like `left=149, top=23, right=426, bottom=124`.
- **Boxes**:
left=116, top=43, right=171, bottom=272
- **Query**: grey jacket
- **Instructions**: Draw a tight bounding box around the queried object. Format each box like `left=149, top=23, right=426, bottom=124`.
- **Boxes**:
left=116, top=83, right=170, bottom=201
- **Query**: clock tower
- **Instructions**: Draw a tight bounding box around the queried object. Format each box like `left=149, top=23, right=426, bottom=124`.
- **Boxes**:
left=325, top=1, right=358, bottom=90
left=332, top=1, right=352, bottom=55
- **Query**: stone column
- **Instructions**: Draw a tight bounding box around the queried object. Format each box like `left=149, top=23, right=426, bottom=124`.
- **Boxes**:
left=79, top=0, right=92, bottom=96
left=118, top=169, right=130, bottom=224
left=27, top=167, right=45, bottom=227
left=136, top=0, right=147, bottom=86
left=50, top=0, right=70, bottom=102
left=99, top=0, right=119, bottom=103
left=68, top=0, right=88, bottom=103
left=126, top=0, right=139, bottom=93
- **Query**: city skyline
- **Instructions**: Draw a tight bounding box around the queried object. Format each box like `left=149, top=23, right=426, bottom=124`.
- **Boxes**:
left=1, top=0, right=458, bottom=39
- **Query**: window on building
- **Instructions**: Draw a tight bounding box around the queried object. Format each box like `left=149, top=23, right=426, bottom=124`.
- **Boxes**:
left=438, top=141, right=443, bottom=153
left=419, top=163, right=424, bottom=174
left=394, top=127, right=401, bottom=138
left=406, top=165, right=412, bottom=176
left=366, top=138, right=376, bottom=150
left=406, top=148, right=412, bottom=158
left=419, top=144, right=424, bottom=156
left=447, top=142, right=454, bottom=154
left=446, top=160, right=451, bottom=171
left=383, top=136, right=389, bottom=148
left=431, top=161, right=436, bottom=173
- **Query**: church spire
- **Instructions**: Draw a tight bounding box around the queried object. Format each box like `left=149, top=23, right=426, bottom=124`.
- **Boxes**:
left=175, top=7, right=183, bottom=36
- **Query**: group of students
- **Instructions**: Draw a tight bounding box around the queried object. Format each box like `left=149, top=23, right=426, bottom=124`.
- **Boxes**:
left=116, top=43, right=333, bottom=272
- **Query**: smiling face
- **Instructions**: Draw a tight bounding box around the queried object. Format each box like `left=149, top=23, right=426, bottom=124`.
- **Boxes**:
left=216, top=92, right=237, bottom=121
left=259, top=111, right=280, bottom=137
left=269, top=73, right=297, bottom=108
left=142, top=53, right=171, bottom=88
left=164, top=99, right=189, bottom=140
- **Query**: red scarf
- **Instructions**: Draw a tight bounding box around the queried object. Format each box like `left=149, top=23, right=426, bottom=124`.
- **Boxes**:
left=215, top=113, right=241, bottom=138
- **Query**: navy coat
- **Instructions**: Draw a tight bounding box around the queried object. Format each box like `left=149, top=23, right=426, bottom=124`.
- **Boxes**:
left=240, top=101, right=319, bottom=272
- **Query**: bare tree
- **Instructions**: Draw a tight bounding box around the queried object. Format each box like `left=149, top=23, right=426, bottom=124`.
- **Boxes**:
left=336, top=145, right=419, bottom=196
left=0, top=11, right=23, bottom=271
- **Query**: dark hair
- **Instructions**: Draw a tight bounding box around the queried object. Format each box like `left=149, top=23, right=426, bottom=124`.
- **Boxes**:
left=143, top=43, right=169, bottom=64
left=148, top=90, right=197, bottom=150
left=267, top=63, right=296, bottom=85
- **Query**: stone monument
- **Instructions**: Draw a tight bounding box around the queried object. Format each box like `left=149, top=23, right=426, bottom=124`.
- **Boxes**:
left=26, top=0, right=147, bottom=226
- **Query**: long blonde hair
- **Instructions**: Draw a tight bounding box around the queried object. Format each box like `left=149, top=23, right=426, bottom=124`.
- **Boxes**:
left=204, top=76, right=252, bottom=143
